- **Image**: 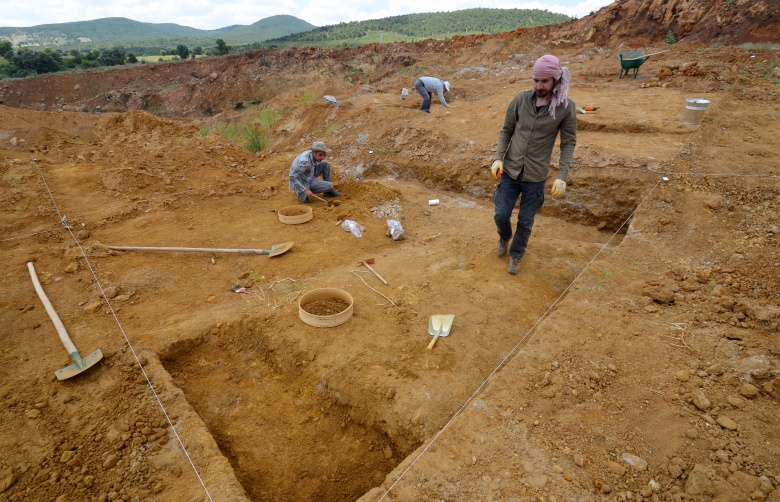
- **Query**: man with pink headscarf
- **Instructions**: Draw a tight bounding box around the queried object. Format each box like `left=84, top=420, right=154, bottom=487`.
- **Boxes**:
left=490, top=54, right=577, bottom=275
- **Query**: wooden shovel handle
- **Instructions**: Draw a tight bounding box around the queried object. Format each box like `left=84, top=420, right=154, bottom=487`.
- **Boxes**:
left=27, top=262, right=78, bottom=355
left=427, top=334, right=439, bottom=350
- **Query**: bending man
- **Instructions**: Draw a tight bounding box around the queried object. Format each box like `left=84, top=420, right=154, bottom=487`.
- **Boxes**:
left=414, top=76, right=450, bottom=113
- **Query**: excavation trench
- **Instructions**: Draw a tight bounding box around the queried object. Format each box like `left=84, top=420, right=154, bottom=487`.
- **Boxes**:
left=162, top=324, right=418, bottom=502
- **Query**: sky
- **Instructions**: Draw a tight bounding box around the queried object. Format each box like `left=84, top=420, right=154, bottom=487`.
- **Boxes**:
left=2, top=0, right=615, bottom=30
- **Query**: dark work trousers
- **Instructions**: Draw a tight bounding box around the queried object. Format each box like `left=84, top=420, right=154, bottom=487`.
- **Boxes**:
left=414, top=78, right=431, bottom=112
left=493, top=172, right=546, bottom=260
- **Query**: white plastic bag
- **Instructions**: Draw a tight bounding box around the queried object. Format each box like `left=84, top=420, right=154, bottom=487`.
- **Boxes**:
left=341, top=219, right=365, bottom=238
left=387, top=219, right=406, bottom=240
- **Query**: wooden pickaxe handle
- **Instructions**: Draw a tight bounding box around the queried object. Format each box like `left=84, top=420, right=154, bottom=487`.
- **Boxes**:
left=361, top=262, right=388, bottom=284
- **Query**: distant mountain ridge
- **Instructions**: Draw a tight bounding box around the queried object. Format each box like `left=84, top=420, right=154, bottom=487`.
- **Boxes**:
left=0, top=9, right=573, bottom=52
left=0, top=15, right=316, bottom=48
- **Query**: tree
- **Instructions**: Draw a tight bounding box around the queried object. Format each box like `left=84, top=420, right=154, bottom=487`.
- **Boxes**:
left=12, top=47, right=63, bottom=75
left=215, top=39, right=230, bottom=56
left=126, top=53, right=138, bottom=64
left=0, top=40, right=13, bottom=59
left=68, top=49, right=83, bottom=64
left=175, top=44, right=190, bottom=60
left=192, top=46, right=203, bottom=56
left=99, top=46, right=126, bottom=66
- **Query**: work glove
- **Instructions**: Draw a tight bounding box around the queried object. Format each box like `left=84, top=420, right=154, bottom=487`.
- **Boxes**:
left=551, top=179, right=566, bottom=198
left=490, top=160, right=503, bottom=179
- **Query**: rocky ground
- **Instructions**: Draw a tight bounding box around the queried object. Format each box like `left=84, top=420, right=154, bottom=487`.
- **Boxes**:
left=1, top=3, right=779, bottom=501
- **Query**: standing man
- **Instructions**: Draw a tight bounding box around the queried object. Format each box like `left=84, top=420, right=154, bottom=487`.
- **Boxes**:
left=288, top=141, right=341, bottom=203
left=414, top=76, right=450, bottom=113
left=491, top=54, right=576, bottom=275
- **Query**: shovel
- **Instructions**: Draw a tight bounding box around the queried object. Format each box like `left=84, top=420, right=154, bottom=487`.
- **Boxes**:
left=427, top=314, right=454, bottom=350
left=27, top=262, right=104, bottom=380
left=109, top=242, right=294, bottom=257
left=310, top=194, right=341, bottom=207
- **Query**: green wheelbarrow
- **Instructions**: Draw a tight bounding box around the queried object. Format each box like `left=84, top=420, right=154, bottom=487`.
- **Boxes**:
left=618, top=50, right=670, bottom=79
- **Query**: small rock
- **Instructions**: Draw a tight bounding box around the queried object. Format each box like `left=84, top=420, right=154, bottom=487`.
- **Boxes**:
left=692, top=389, right=711, bottom=411
left=103, top=454, right=119, bottom=469
left=102, top=286, right=119, bottom=299
left=739, top=383, right=759, bottom=399
left=25, top=409, right=41, bottom=419
left=684, top=428, right=699, bottom=439
left=622, top=452, right=648, bottom=470
left=686, top=465, right=715, bottom=495
left=716, top=415, right=738, bottom=431
left=608, top=460, right=627, bottom=476
left=726, top=395, right=746, bottom=409
left=84, top=301, right=102, bottom=313
left=64, top=262, right=79, bottom=273
left=675, top=370, right=690, bottom=382
left=573, top=453, right=586, bottom=467
left=59, top=450, right=76, bottom=463
left=705, top=363, right=724, bottom=375
left=0, top=468, right=15, bottom=493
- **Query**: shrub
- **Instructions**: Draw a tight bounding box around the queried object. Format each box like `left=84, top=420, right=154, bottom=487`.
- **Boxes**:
left=664, top=30, right=677, bottom=44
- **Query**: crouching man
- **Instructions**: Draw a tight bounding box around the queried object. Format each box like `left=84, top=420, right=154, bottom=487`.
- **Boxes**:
left=288, top=141, right=341, bottom=203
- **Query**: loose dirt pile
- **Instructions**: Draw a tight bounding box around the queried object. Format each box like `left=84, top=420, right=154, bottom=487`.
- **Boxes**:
left=1, top=2, right=779, bottom=501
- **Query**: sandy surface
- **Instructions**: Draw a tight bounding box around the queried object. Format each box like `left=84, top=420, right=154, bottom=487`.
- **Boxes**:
left=1, top=24, right=779, bottom=502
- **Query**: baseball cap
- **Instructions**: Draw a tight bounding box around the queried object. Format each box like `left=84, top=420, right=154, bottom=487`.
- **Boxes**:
left=312, top=141, right=331, bottom=152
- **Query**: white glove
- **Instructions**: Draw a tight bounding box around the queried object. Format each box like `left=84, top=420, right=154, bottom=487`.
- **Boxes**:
left=551, top=179, right=566, bottom=198
left=490, top=160, right=503, bottom=179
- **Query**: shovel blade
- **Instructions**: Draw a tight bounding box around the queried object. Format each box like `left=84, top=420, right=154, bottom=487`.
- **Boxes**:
left=56, top=349, right=103, bottom=380
left=428, top=314, right=454, bottom=338
left=267, top=241, right=294, bottom=257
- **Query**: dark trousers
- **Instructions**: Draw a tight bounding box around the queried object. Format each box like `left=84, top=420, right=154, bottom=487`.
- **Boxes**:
left=414, top=79, right=431, bottom=111
left=493, top=173, right=546, bottom=259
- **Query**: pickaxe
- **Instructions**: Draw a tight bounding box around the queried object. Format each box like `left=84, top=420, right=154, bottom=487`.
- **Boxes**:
left=357, top=258, right=388, bottom=285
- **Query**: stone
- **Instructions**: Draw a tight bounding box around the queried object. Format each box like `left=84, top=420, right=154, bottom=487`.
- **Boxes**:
left=675, top=370, right=690, bottom=382
left=716, top=415, right=738, bottom=431
left=608, top=461, right=627, bottom=476
left=728, top=471, right=761, bottom=494
left=0, top=468, right=15, bottom=493
left=686, top=465, right=715, bottom=496
left=739, top=383, right=759, bottom=399
left=692, top=389, right=711, bottom=411
left=103, top=454, right=119, bottom=469
left=622, top=452, right=648, bottom=470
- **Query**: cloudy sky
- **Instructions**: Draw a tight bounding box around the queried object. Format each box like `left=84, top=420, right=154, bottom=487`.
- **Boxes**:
left=3, top=0, right=614, bottom=30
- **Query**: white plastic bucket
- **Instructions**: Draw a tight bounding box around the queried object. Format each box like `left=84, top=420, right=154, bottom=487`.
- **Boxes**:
left=684, top=98, right=710, bottom=125
left=401, top=88, right=409, bottom=99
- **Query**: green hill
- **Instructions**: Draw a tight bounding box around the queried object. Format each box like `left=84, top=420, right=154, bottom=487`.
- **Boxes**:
left=0, top=15, right=315, bottom=50
left=264, top=8, right=574, bottom=47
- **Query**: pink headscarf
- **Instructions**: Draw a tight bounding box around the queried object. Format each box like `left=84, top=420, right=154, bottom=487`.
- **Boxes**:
left=532, top=55, right=570, bottom=119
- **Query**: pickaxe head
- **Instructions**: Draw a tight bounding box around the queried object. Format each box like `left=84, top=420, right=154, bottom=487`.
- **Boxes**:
left=357, top=258, right=375, bottom=266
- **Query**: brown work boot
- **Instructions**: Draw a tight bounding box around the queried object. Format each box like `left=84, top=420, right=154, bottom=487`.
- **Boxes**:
left=507, top=257, right=520, bottom=275
left=497, top=238, right=509, bottom=256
